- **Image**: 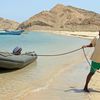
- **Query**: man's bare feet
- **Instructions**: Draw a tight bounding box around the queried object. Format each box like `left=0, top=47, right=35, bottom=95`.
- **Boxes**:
left=83, top=88, right=90, bottom=93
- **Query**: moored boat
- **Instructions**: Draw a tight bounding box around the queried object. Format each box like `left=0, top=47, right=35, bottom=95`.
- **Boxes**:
left=0, top=30, right=24, bottom=35
left=0, top=52, right=37, bottom=69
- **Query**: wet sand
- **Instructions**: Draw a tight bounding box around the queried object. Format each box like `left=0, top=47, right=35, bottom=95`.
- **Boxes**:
left=20, top=62, right=100, bottom=100
left=18, top=62, right=90, bottom=100
left=0, top=49, right=88, bottom=100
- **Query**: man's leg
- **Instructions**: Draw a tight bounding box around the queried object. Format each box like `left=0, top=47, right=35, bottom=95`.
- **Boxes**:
left=84, top=72, right=94, bottom=92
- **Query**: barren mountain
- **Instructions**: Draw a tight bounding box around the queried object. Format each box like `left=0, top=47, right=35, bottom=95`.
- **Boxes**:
left=18, top=4, right=100, bottom=31
left=0, top=17, right=19, bottom=30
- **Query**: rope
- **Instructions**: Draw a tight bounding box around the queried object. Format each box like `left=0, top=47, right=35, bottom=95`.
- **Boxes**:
left=0, top=52, right=13, bottom=57
left=0, top=51, right=37, bottom=57
left=37, top=47, right=82, bottom=56
left=82, top=48, right=91, bottom=66
left=1, top=47, right=100, bottom=73
left=0, top=47, right=82, bottom=57
left=82, top=47, right=100, bottom=73
left=37, top=47, right=100, bottom=73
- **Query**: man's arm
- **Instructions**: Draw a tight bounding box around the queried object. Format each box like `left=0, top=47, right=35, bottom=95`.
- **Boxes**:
left=82, top=37, right=97, bottom=48
left=82, top=43, right=93, bottom=48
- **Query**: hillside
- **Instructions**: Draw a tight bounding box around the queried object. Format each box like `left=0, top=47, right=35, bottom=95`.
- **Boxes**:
left=18, top=4, right=100, bottom=31
left=0, top=17, right=19, bottom=30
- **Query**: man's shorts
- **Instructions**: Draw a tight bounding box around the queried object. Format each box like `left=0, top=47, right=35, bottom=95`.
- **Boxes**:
left=90, top=61, right=100, bottom=73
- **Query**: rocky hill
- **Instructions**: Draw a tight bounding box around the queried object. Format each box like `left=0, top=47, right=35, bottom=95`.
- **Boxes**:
left=18, top=4, right=100, bottom=31
left=0, top=17, right=19, bottom=30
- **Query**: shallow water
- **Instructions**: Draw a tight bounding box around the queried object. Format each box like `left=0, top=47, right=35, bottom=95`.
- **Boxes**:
left=0, top=32, right=90, bottom=99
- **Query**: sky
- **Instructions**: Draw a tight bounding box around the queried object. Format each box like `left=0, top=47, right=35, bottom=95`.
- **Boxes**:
left=0, top=0, right=100, bottom=22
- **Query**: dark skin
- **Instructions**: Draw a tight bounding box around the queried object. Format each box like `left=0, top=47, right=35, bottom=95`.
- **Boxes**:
left=82, top=31, right=100, bottom=92
left=82, top=43, right=94, bottom=92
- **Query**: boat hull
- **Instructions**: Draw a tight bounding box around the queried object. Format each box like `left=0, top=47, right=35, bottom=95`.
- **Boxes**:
left=0, top=30, right=24, bottom=35
left=0, top=52, right=37, bottom=69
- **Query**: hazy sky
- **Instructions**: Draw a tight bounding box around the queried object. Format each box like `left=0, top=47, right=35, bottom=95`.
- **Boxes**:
left=0, top=0, right=99, bottom=22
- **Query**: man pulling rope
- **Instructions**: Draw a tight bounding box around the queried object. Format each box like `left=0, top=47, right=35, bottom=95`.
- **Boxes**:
left=82, top=30, right=100, bottom=92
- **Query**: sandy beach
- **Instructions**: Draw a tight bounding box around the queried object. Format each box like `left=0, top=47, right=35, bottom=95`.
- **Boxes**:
left=0, top=31, right=100, bottom=100
left=0, top=0, right=100, bottom=99
left=20, top=62, right=100, bottom=100
left=16, top=31, right=100, bottom=100
left=33, top=30, right=99, bottom=39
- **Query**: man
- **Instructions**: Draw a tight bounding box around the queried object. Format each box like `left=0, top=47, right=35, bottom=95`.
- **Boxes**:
left=82, top=30, right=100, bottom=92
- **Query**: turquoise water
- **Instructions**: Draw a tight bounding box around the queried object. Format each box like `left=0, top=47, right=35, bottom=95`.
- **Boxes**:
left=0, top=31, right=89, bottom=54
left=0, top=32, right=90, bottom=99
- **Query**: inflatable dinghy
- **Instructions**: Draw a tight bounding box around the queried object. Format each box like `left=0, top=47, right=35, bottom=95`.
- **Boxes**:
left=0, top=52, right=37, bottom=69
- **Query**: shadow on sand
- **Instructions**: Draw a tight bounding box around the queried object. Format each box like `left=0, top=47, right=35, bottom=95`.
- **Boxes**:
left=0, top=68, right=19, bottom=74
left=0, top=61, right=37, bottom=74
left=64, top=87, right=100, bottom=93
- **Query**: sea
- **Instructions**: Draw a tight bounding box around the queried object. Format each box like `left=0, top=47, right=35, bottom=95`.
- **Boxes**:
left=0, top=31, right=90, bottom=99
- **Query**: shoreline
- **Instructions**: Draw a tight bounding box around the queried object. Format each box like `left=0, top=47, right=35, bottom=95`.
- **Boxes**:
left=32, top=30, right=98, bottom=40
left=20, top=30, right=100, bottom=100
left=1, top=30, right=99, bottom=100
left=15, top=61, right=88, bottom=100
left=0, top=51, right=88, bottom=100
left=18, top=62, right=92, bottom=100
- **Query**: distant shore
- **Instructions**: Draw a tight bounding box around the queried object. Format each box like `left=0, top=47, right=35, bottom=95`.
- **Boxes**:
left=32, top=30, right=98, bottom=40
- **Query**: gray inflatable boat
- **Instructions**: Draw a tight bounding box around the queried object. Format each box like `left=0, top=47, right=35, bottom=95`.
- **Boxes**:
left=0, top=52, right=37, bottom=69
